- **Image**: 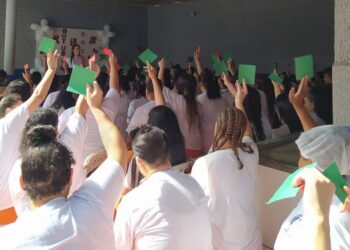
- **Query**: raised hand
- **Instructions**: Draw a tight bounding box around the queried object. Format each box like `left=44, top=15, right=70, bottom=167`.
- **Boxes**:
left=86, top=81, right=103, bottom=109
left=147, top=62, right=158, bottom=81
left=289, top=76, right=308, bottom=108
left=158, top=58, right=166, bottom=70
left=194, top=46, right=201, bottom=62
left=90, top=62, right=101, bottom=77
left=47, top=49, right=60, bottom=70
left=109, top=53, right=118, bottom=66
left=235, top=80, right=248, bottom=107
left=340, top=186, right=350, bottom=213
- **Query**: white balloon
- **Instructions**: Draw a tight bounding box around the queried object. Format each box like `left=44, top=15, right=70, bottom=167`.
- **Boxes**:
left=30, top=23, right=40, bottom=31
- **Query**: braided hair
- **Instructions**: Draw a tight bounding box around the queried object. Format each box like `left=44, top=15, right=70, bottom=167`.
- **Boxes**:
left=212, top=107, right=253, bottom=169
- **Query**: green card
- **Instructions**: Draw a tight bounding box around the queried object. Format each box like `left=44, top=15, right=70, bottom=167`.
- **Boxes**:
left=295, top=54, right=314, bottom=80
left=210, top=54, right=221, bottom=64
left=323, top=162, right=348, bottom=203
left=122, top=64, right=130, bottom=72
left=222, top=52, right=234, bottom=62
left=238, top=64, right=256, bottom=85
left=138, top=48, right=158, bottom=65
left=213, top=61, right=228, bottom=76
left=67, top=66, right=96, bottom=96
left=38, top=37, right=56, bottom=53
left=269, top=73, right=284, bottom=84
left=266, top=162, right=318, bottom=205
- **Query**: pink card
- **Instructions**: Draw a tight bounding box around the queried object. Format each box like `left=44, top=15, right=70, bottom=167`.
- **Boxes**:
left=24, top=64, right=29, bottom=70
left=103, top=48, right=112, bottom=56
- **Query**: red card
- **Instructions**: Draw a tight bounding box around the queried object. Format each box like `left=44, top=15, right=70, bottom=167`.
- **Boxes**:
left=115, top=64, right=122, bottom=72
left=24, top=64, right=29, bottom=70
left=214, top=50, right=222, bottom=60
left=89, top=54, right=96, bottom=67
left=103, top=48, right=112, bottom=56
left=62, top=56, right=68, bottom=63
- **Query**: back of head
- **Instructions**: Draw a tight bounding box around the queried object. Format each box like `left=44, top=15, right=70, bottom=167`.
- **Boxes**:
left=0, top=69, right=8, bottom=87
left=52, top=83, right=76, bottom=110
left=21, top=125, right=75, bottom=201
left=212, top=107, right=253, bottom=169
left=306, top=84, right=333, bottom=124
left=132, top=125, right=171, bottom=167
left=119, top=75, right=131, bottom=93
left=243, top=86, right=265, bottom=141
left=199, top=69, right=221, bottom=100
left=275, top=93, right=303, bottom=133
left=21, top=108, right=58, bottom=154
left=31, top=72, right=42, bottom=87
left=296, top=125, right=350, bottom=175
left=0, top=93, right=22, bottom=118
left=132, top=81, right=146, bottom=98
left=5, top=79, right=31, bottom=102
left=174, top=73, right=200, bottom=131
left=148, top=106, right=186, bottom=165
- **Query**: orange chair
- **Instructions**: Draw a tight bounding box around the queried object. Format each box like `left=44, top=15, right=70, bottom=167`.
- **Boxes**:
left=0, top=207, right=17, bottom=225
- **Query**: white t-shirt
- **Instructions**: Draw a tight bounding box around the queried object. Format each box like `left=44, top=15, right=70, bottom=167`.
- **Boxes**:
left=9, top=113, right=88, bottom=216
left=42, top=90, right=60, bottom=109
left=114, top=91, right=130, bottom=139
left=0, top=103, right=29, bottom=210
left=310, top=111, right=326, bottom=126
left=274, top=195, right=350, bottom=250
left=59, top=89, right=121, bottom=159
left=272, top=124, right=290, bottom=139
left=163, top=87, right=202, bottom=150
left=191, top=136, right=262, bottom=250
left=127, top=97, right=148, bottom=123
left=197, top=93, right=228, bottom=153
left=126, top=101, right=156, bottom=133
left=220, top=89, right=234, bottom=107
left=0, top=158, right=125, bottom=250
left=114, top=168, right=213, bottom=250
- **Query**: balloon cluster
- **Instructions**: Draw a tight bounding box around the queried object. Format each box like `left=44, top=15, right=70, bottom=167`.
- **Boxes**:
left=97, top=25, right=116, bottom=45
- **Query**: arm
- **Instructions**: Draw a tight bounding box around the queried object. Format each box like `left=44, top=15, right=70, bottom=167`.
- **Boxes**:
left=222, top=72, right=237, bottom=97
left=147, top=62, right=166, bottom=106
left=289, top=76, right=316, bottom=131
left=25, top=49, right=59, bottom=114
left=227, top=59, right=238, bottom=76
left=194, top=46, right=203, bottom=75
left=87, top=82, right=128, bottom=171
left=235, top=80, right=254, bottom=138
left=158, top=58, right=166, bottom=84
left=74, top=95, right=89, bottom=119
left=292, top=168, right=334, bottom=250
left=108, top=53, right=120, bottom=91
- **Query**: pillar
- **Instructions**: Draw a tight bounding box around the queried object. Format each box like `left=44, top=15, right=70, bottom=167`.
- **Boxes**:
left=333, top=0, right=350, bottom=125
left=3, top=0, right=16, bottom=75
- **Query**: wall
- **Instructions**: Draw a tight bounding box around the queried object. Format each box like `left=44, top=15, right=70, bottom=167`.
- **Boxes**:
left=148, top=0, right=334, bottom=73
left=0, top=0, right=147, bottom=69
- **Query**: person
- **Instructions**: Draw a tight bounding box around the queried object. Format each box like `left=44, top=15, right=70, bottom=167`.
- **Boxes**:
left=191, top=81, right=262, bottom=250
left=9, top=95, right=88, bottom=216
left=274, top=76, right=350, bottom=250
left=323, top=66, right=332, bottom=84
left=114, top=125, right=213, bottom=250
left=127, top=82, right=147, bottom=123
left=197, top=69, right=228, bottom=153
left=67, top=44, right=87, bottom=68
left=0, top=70, right=8, bottom=97
left=4, top=79, right=32, bottom=103
left=0, top=82, right=127, bottom=249
left=0, top=50, right=59, bottom=226
left=125, top=105, right=187, bottom=190
left=156, top=59, right=202, bottom=159
left=115, top=74, right=130, bottom=139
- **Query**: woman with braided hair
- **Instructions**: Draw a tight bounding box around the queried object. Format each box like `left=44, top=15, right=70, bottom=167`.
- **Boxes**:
left=191, top=79, right=262, bottom=250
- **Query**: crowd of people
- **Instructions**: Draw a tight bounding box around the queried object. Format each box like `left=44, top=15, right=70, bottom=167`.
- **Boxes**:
left=0, top=43, right=348, bottom=250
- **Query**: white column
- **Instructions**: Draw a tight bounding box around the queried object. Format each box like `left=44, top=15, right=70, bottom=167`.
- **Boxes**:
left=333, top=0, right=350, bottom=125
left=4, top=0, right=17, bottom=75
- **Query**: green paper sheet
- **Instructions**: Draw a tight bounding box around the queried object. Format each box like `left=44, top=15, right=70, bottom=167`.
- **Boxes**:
left=222, top=52, right=234, bottom=62
left=210, top=54, right=221, bottom=64
left=295, top=54, right=314, bottom=80
left=213, top=61, right=228, bottom=76
left=38, top=37, right=56, bottom=53
left=238, top=64, right=256, bottom=85
left=67, top=66, right=96, bottom=96
left=123, top=64, right=130, bottom=72
left=266, top=162, right=318, bottom=205
left=269, top=73, right=284, bottom=84
left=323, top=162, right=348, bottom=203
left=138, top=48, right=158, bottom=65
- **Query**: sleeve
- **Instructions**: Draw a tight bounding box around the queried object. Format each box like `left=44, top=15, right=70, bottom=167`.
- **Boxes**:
left=114, top=197, right=134, bottom=250
left=162, top=87, right=185, bottom=113
left=102, top=88, right=121, bottom=121
left=127, top=101, right=135, bottom=124
left=191, top=157, right=209, bottom=195
left=73, top=158, right=125, bottom=220
left=126, top=107, right=147, bottom=133
left=59, top=113, right=88, bottom=157
left=58, top=107, right=75, bottom=135
left=0, top=103, right=29, bottom=133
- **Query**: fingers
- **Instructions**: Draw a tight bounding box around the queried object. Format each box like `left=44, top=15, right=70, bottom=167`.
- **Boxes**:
left=340, top=186, right=350, bottom=213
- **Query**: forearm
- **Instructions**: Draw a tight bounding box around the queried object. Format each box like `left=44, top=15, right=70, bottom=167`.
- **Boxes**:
left=194, top=59, right=203, bottom=75
left=306, top=215, right=331, bottom=250
left=90, top=107, right=127, bottom=169
left=158, top=67, right=165, bottom=84
left=294, top=105, right=316, bottom=131
left=109, top=65, right=120, bottom=91
left=152, top=78, right=166, bottom=106
left=236, top=102, right=254, bottom=138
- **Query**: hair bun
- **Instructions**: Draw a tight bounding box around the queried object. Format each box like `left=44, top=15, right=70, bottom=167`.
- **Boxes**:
left=27, top=125, right=56, bottom=146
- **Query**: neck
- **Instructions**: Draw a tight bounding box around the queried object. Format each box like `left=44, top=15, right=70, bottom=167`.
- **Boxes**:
left=144, top=162, right=172, bottom=178
left=30, top=193, right=66, bottom=209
